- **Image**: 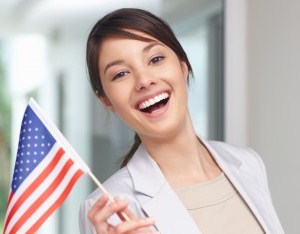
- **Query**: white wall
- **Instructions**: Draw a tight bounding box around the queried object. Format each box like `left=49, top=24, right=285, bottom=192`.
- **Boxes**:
left=226, top=1, right=300, bottom=233
left=247, top=1, right=300, bottom=233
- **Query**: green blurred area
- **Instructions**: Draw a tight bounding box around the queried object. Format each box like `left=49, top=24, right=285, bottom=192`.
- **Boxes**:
left=0, top=43, right=11, bottom=228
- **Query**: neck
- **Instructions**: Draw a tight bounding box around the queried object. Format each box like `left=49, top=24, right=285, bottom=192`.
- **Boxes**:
left=140, top=115, right=221, bottom=187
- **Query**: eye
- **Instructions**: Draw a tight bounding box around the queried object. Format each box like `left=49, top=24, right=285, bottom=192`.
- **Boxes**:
left=112, top=71, right=129, bottom=81
left=149, top=56, right=164, bottom=65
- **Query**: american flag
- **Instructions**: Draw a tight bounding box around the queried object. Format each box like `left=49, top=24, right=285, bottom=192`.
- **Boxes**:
left=3, top=98, right=90, bottom=234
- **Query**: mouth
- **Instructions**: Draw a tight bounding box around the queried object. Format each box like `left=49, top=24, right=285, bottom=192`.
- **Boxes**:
left=137, top=92, right=170, bottom=114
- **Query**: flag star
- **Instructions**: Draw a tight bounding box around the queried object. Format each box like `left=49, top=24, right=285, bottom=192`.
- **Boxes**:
left=33, top=159, right=37, bottom=163
left=35, top=136, right=38, bottom=139
left=29, top=120, right=32, bottom=124
left=27, top=152, right=30, bottom=155
left=28, top=136, right=31, bottom=139
left=20, top=168, right=23, bottom=172
left=22, top=137, right=25, bottom=140
left=23, top=129, right=26, bottom=133
left=26, top=159, right=30, bottom=163
left=27, top=143, right=31, bottom=147
left=20, top=160, right=23, bottom=163
left=21, top=145, right=24, bottom=148
left=41, top=151, right=44, bottom=155
left=34, top=143, right=38, bottom=147
left=42, top=135, right=45, bottom=139
left=41, top=143, right=45, bottom=147
left=34, top=151, right=37, bottom=155
left=26, top=168, right=29, bottom=171
left=24, top=121, right=27, bottom=125
left=48, top=143, right=51, bottom=146
left=21, top=152, right=24, bottom=156
left=35, top=127, right=39, bottom=131
left=28, top=128, right=32, bottom=132
left=19, top=176, right=22, bottom=179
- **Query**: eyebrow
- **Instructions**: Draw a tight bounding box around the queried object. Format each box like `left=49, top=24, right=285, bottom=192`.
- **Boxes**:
left=104, top=42, right=165, bottom=74
left=143, top=42, right=165, bottom=52
left=104, top=60, right=124, bottom=75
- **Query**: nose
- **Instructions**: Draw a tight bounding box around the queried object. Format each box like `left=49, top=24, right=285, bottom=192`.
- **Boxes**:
left=135, top=72, right=156, bottom=91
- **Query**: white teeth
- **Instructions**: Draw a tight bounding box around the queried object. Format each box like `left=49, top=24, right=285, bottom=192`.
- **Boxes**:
left=149, top=99, right=155, bottom=105
left=138, top=92, right=170, bottom=110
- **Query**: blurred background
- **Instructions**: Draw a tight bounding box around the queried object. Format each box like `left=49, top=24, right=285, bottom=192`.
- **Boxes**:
left=0, top=0, right=299, bottom=233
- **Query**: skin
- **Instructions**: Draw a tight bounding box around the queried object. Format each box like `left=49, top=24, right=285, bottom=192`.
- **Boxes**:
left=88, top=195, right=159, bottom=234
left=89, top=31, right=222, bottom=233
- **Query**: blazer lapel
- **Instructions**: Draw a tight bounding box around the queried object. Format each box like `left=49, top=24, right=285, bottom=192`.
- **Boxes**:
left=127, top=145, right=201, bottom=234
left=204, top=141, right=274, bottom=234
left=142, top=182, right=201, bottom=234
left=127, top=140, right=277, bottom=234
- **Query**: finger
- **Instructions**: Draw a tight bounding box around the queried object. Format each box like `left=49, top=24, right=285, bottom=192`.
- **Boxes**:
left=88, top=194, right=109, bottom=223
left=114, top=197, right=136, bottom=221
left=114, top=217, right=156, bottom=234
left=135, top=231, right=160, bottom=234
left=92, top=197, right=129, bottom=224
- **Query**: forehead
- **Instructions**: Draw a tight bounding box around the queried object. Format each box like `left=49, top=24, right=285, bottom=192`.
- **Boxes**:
left=98, top=33, right=165, bottom=64
left=99, top=29, right=162, bottom=51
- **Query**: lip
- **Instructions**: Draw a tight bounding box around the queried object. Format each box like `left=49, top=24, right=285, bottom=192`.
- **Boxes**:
left=135, top=90, right=171, bottom=110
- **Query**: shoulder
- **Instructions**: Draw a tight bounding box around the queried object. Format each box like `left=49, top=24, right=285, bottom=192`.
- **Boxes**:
left=85, top=167, right=135, bottom=202
left=208, top=140, right=261, bottom=162
left=208, top=140, right=266, bottom=176
left=207, top=140, right=271, bottom=197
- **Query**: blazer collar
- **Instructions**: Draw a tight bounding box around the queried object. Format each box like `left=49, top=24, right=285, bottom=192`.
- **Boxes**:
left=126, top=137, right=272, bottom=234
left=127, top=144, right=166, bottom=197
left=126, top=136, right=244, bottom=197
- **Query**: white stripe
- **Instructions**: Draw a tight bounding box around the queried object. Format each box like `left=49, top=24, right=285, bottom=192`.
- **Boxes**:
left=5, top=143, right=61, bottom=222
left=18, top=164, right=80, bottom=233
left=4, top=145, right=72, bottom=234
left=29, top=98, right=90, bottom=173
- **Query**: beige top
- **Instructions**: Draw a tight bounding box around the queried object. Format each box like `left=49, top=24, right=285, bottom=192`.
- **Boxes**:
left=173, top=173, right=265, bottom=234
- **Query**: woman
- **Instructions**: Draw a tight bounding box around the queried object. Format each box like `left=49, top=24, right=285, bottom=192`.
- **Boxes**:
left=79, top=8, right=284, bottom=234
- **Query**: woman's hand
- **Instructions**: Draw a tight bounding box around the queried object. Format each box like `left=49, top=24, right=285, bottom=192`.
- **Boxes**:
left=88, top=194, right=159, bottom=234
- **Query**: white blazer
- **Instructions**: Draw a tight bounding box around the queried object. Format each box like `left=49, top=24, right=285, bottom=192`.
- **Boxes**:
left=79, top=139, right=284, bottom=234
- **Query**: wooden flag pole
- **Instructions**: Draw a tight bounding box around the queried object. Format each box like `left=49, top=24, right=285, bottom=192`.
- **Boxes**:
left=87, top=170, right=130, bottom=221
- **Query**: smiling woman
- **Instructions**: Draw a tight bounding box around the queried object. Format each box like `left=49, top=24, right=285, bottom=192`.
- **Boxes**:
left=98, top=34, right=189, bottom=143
left=79, top=8, right=284, bottom=234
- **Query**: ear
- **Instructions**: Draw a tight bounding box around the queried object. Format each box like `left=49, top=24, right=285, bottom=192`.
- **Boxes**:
left=180, top=61, right=189, bottom=80
left=99, top=96, right=114, bottom=112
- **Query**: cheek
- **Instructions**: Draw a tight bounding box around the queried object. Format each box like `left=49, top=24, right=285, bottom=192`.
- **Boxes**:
left=103, top=84, right=131, bottom=110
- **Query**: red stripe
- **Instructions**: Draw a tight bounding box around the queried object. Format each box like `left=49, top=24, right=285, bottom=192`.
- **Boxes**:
left=3, top=148, right=65, bottom=234
left=26, top=170, right=84, bottom=233
left=9, top=158, right=74, bottom=234
left=6, top=191, right=13, bottom=208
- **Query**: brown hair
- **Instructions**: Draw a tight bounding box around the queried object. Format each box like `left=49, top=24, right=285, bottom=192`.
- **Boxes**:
left=86, top=8, right=193, bottom=167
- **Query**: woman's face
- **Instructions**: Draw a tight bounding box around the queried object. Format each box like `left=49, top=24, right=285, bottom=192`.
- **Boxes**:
left=98, top=31, right=189, bottom=141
